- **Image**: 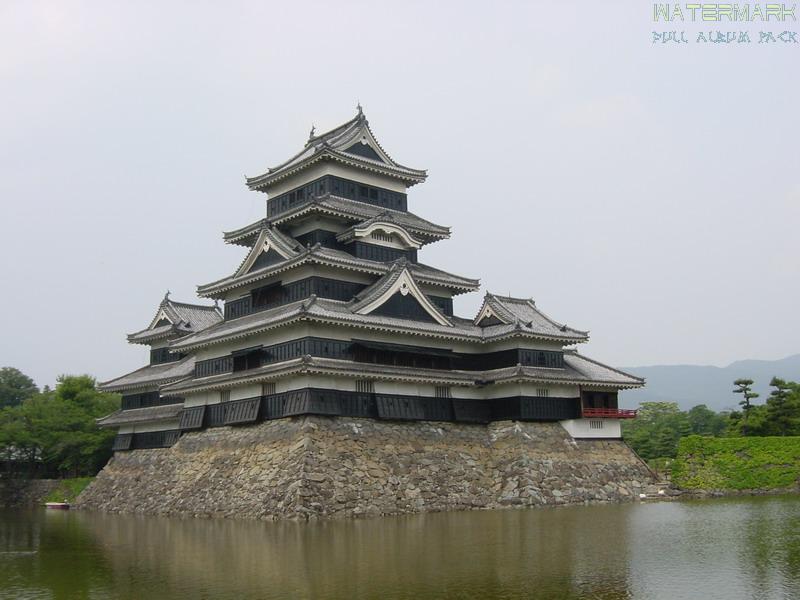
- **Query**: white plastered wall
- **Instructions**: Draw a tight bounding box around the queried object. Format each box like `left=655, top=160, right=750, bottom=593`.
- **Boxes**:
left=560, top=419, right=622, bottom=439
left=116, top=419, right=180, bottom=434
left=288, top=216, right=348, bottom=238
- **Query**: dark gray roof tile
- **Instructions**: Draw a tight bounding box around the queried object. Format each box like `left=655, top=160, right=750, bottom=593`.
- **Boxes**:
left=245, top=110, right=427, bottom=190
left=127, top=295, right=223, bottom=344
left=96, top=404, right=183, bottom=427
left=99, top=356, right=196, bottom=393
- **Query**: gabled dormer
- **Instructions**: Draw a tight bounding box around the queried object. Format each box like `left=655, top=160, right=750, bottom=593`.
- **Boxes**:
left=333, top=213, right=422, bottom=263
left=351, top=262, right=452, bottom=327
left=336, top=213, right=423, bottom=249
left=233, top=225, right=302, bottom=277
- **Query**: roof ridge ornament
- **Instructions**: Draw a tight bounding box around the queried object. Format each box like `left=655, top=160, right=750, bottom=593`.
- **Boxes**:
left=309, top=124, right=316, bottom=140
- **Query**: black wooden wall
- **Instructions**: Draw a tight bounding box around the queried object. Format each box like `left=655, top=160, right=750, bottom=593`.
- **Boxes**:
left=112, top=389, right=584, bottom=451
left=267, top=175, right=408, bottom=216
left=194, top=337, right=565, bottom=379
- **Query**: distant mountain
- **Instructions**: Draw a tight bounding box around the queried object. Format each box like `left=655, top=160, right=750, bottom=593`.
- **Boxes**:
left=620, top=354, right=800, bottom=412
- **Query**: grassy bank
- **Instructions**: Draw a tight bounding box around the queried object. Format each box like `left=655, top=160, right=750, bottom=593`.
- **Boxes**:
left=672, top=435, right=800, bottom=491
left=43, top=477, right=94, bottom=503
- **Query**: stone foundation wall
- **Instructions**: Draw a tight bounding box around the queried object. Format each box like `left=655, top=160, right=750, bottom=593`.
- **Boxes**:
left=0, top=478, right=61, bottom=508
left=75, top=417, right=654, bottom=519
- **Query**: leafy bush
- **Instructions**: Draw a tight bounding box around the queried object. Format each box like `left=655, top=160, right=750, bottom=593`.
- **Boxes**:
left=0, top=374, right=120, bottom=477
left=43, top=477, right=95, bottom=503
left=623, top=402, right=727, bottom=460
left=672, top=435, right=800, bottom=490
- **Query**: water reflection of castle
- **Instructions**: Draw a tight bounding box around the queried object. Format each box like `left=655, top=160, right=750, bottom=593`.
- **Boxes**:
left=76, top=508, right=635, bottom=599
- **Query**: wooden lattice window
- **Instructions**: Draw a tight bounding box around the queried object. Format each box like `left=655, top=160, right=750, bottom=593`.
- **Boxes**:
left=355, top=380, right=375, bottom=394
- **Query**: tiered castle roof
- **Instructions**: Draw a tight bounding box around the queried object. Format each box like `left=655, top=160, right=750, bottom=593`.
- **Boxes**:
left=223, top=200, right=450, bottom=247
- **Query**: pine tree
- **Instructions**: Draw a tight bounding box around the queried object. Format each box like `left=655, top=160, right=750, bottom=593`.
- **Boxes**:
left=733, top=378, right=759, bottom=436
left=765, top=377, right=798, bottom=436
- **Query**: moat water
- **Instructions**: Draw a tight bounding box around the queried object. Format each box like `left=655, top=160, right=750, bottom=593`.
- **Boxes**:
left=2, top=496, right=800, bottom=599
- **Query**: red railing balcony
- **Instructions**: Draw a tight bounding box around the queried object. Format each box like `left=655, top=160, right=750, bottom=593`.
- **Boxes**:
left=582, top=407, right=638, bottom=419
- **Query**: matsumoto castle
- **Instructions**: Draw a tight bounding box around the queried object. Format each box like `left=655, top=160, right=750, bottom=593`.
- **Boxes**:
left=98, top=108, right=644, bottom=451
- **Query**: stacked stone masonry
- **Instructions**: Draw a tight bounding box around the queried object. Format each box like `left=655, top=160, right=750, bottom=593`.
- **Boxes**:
left=0, top=479, right=61, bottom=508
left=76, top=417, right=654, bottom=519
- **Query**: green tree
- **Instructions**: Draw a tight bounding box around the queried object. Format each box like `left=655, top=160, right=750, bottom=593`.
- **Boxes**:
left=733, top=378, right=759, bottom=436
left=0, top=367, right=39, bottom=408
left=0, top=375, right=119, bottom=477
left=764, top=377, right=800, bottom=436
left=687, top=404, right=727, bottom=436
left=622, top=401, right=691, bottom=460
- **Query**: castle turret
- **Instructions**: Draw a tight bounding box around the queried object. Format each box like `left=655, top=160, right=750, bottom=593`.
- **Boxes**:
left=97, top=293, right=221, bottom=450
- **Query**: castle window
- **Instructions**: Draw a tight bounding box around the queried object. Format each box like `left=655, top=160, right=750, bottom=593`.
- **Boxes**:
left=537, top=388, right=549, bottom=397
left=355, top=380, right=374, bottom=394
left=435, top=386, right=452, bottom=399
left=233, top=347, right=262, bottom=372
left=220, top=390, right=231, bottom=403
left=252, top=283, right=282, bottom=309
left=262, top=382, right=276, bottom=396
left=371, top=231, right=393, bottom=243
left=589, top=420, right=604, bottom=430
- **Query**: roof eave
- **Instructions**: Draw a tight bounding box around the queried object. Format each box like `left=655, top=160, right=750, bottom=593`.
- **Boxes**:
left=170, top=307, right=590, bottom=355
left=196, top=251, right=478, bottom=299
left=246, top=152, right=427, bottom=192
left=273, top=204, right=450, bottom=242
left=125, top=329, right=179, bottom=345
left=98, top=375, right=191, bottom=394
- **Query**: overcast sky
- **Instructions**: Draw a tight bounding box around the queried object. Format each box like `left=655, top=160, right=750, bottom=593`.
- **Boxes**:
left=1, top=1, right=798, bottom=388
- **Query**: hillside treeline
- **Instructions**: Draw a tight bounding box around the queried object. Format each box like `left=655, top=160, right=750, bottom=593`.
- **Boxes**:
left=623, top=377, right=800, bottom=461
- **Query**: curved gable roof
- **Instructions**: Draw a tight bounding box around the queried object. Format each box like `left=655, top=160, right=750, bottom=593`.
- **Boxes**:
left=350, top=262, right=452, bottom=327
left=127, top=294, right=223, bottom=345
left=245, top=108, right=427, bottom=190
left=474, top=293, right=589, bottom=342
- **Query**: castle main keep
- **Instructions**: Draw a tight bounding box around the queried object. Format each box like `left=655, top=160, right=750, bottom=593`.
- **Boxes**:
left=78, top=108, right=652, bottom=518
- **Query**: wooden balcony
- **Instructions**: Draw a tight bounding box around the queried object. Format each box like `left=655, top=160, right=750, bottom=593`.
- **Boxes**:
left=581, top=407, right=638, bottom=419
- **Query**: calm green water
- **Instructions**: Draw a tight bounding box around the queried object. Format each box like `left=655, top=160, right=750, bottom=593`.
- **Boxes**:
left=2, top=496, right=800, bottom=599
